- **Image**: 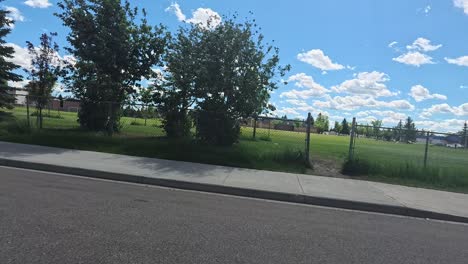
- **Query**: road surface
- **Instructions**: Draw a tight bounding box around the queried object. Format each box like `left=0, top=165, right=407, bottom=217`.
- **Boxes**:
left=1, top=166, right=467, bottom=264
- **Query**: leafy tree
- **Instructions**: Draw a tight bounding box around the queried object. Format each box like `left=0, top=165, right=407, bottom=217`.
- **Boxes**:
left=393, top=120, right=403, bottom=142
left=341, top=118, right=350, bottom=135
left=459, top=122, right=467, bottom=147
left=154, top=26, right=200, bottom=138
left=356, top=123, right=366, bottom=136
left=382, top=128, right=393, bottom=141
left=371, top=119, right=383, bottom=139
left=25, top=32, right=65, bottom=129
left=192, top=16, right=289, bottom=145
left=403, top=116, right=416, bottom=143
left=315, top=113, right=329, bottom=134
left=0, top=2, right=21, bottom=109
left=333, top=121, right=341, bottom=133
left=56, top=0, right=167, bottom=134
left=139, top=86, right=155, bottom=126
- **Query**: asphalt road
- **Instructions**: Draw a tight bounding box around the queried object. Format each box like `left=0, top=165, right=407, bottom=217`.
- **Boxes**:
left=1, top=166, right=468, bottom=264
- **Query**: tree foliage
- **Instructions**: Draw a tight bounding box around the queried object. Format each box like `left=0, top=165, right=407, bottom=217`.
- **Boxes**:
left=25, top=32, right=65, bottom=128
left=333, top=121, right=341, bottom=133
left=371, top=119, right=382, bottom=139
left=155, top=16, right=289, bottom=144
left=403, top=116, right=417, bottom=143
left=315, top=113, right=329, bottom=133
left=340, top=118, right=350, bottom=135
left=193, top=16, right=289, bottom=145
left=0, top=2, right=21, bottom=109
left=56, top=0, right=167, bottom=134
left=154, top=26, right=200, bottom=138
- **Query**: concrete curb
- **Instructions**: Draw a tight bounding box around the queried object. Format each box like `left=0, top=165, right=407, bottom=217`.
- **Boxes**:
left=1, top=158, right=468, bottom=224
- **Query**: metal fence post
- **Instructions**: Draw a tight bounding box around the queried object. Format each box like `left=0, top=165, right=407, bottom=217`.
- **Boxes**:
left=305, top=113, right=312, bottom=166
left=253, top=118, right=257, bottom=139
left=424, top=131, right=430, bottom=168
left=348, top=117, right=356, bottom=161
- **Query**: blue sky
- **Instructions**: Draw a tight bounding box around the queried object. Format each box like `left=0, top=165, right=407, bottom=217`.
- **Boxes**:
left=3, top=0, right=468, bottom=132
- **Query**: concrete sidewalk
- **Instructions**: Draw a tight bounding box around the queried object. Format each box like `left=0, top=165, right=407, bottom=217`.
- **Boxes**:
left=1, top=141, right=468, bottom=223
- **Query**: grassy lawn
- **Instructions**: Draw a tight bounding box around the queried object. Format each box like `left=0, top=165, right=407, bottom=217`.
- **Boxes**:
left=1, top=107, right=468, bottom=193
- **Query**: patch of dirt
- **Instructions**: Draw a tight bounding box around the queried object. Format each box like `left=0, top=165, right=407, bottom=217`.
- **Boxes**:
left=306, top=158, right=350, bottom=179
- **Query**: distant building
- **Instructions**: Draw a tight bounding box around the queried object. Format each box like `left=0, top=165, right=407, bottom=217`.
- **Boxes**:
left=49, top=98, right=80, bottom=112
left=8, top=88, right=28, bottom=105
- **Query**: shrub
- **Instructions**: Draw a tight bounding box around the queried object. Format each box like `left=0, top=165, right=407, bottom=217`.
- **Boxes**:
left=195, top=111, right=240, bottom=146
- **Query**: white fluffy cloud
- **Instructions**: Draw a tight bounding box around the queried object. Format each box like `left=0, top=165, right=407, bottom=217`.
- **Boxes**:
left=445, top=56, right=468, bottom=66
left=415, top=119, right=466, bottom=132
left=393, top=51, right=434, bottom=67
left=409, top=85, right=447, bottom=102
left=5, top=43, right=32, bottom=69
left=24, top=0, right=52, bottom=8
left=406, top=37, right=442, bottom=52
left=280, top=73, right=329, bottom=99
left=454, top=0, right=468, bottom=14
left=297, top=49, right=344, bottom=71
left=8, top=79, right=30, bottom=89
left=331, top=71, right=395, bottom=97
left=166, top=3, right=221, bottom=29
left=313, top=95, right=414, bottom=111
left=421, top=103, right=468, bottom=118
left=356, top=110, right=408, bottom=125
left=5, top=43, right=75, bottom=70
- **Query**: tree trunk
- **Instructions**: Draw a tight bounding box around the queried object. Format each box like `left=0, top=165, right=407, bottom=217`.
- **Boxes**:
left=39, top=107, right=43, bottom=129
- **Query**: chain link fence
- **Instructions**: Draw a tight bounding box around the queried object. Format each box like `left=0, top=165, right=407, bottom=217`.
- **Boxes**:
left=3, top=94, right=314, bottom=167
left=347, top=117, right=468, bottom=178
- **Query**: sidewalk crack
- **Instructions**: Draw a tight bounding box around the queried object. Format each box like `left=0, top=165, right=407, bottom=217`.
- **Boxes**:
left=296, top=175, right=305, bottom=194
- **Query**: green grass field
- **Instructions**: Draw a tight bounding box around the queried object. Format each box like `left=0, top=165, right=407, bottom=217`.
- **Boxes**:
left=1, top=106, right=468, bottom=192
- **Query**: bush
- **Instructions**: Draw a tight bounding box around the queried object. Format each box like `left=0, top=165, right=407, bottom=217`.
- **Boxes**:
left=162, top=110, right=192, bottom=139
left=195, top=111, right=240, bottom=146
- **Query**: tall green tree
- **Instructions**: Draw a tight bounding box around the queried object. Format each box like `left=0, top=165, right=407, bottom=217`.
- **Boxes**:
left=333, top=121, right=341, bottom=133
left=0, top=2, right=21, bottom=109
left=403, top=116, right=417, bottom=143
left=340, top=118, right=350, bottom=135
left=138, top=86, right=155, bottom=126
left=315, top=113, right=329, bottom=134
left=393, top=120, right=403, bottom=142
left=460, top=122, right=467, bottom=148
left=56, top=0, right=167, bottom=134
left=154, top=26, right=200, bottom=138
left=371, top=119, right=383, bottom=139
left=25, top=32, right=65, bottom=129
left=192, top=16, right=290, bottom=145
